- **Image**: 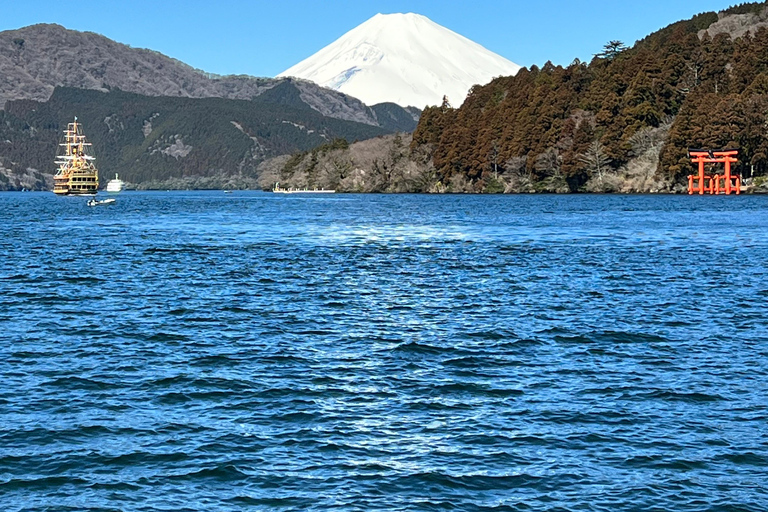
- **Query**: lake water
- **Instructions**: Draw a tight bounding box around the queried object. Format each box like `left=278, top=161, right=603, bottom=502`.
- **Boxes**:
left=1, top=192, right=767, bottom=511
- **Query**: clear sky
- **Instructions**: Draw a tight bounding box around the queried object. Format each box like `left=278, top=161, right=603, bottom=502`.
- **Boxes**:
left=2, top=0, right=736, bottom=77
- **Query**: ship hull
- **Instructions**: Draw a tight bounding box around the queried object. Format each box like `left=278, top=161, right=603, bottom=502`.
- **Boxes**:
left=54, top=189, right=97, bottom=196
left=53, top=178, right=98, bottom=195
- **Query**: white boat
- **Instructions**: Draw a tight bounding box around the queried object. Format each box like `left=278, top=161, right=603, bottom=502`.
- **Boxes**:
left=87, top=198, right=116, bottom=206
left=106, top=173, right=124, bottom=193
left=273, top=182, right=335, bottom=194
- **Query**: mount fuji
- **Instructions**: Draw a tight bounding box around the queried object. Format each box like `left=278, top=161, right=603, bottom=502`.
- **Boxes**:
left=278, top=13, right=521, bottom=109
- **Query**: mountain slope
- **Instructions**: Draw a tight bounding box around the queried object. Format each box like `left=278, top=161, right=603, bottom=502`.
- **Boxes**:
left=0, top=87, right=390, bottom=191
left=0, top=23, right=417, bottom=129
left=410, top=2, right=768, bottom=193
left=278, top=13, right=520, bottom=108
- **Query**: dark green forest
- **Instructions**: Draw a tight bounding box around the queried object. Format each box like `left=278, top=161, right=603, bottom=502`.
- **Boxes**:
left=0, top=85, right=393, bottom=189
left=411, top=2, right=768, bottom=192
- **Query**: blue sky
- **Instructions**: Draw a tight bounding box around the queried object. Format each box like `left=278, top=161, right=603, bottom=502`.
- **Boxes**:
left=2, top=0, right=736, bottom=77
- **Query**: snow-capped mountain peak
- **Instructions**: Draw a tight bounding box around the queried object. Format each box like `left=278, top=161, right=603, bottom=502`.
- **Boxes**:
left=277, top=13, right=521, bottom=108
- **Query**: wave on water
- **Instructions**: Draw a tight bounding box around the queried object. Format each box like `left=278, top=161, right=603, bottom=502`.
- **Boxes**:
left=2, top=192, right=768, bottom=510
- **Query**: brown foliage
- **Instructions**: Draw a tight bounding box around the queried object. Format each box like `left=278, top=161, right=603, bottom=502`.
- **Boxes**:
left=412, top=4, right=768, bottom=191
left=272, top=133, right=440, bottom=193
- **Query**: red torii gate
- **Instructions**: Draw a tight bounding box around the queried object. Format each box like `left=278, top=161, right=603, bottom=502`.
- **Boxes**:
left=688, top=149, right=741, bottom=195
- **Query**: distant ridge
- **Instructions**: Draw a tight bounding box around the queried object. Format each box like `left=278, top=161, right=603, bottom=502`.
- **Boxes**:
left=0, top=24, right=421, bottom=191
left=278, top=13, right=521, bottom=108
left=0, top=23, right=417, bottom=129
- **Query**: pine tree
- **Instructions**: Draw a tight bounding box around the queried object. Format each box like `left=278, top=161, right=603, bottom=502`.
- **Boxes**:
left=597, top=40, right=629, bottom=60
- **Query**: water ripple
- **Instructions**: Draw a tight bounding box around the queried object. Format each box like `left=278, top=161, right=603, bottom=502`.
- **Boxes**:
left=1, top=192, right=767, bottom=511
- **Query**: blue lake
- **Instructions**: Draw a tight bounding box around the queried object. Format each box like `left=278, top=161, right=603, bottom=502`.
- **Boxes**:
left=1, top=192, right=767, bottom=511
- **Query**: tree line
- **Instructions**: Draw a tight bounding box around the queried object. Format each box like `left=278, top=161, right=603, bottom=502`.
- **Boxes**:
left=411, top=2, right=768, bottom=192
left=0, top=86, right=390, bottom=190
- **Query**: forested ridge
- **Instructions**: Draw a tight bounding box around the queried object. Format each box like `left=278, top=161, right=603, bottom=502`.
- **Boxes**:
left=411, top=2, right=768, bottom=193
left=0, top=22, right=420, bottom=191
left=5, top=4, right=768, bottom=193
left=0, top=86, right=394, bottom=190
left=0, top=23, right=420, bottom=129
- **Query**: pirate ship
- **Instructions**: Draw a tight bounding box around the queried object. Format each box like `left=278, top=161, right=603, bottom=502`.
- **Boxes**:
left=53, top=118, right=99, bottom=195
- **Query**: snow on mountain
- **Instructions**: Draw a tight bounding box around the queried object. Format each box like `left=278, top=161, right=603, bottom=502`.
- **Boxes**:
left=277, top=13, right=521, bottom=109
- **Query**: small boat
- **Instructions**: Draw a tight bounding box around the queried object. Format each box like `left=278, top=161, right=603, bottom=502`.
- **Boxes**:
left=53, top=117, right=99, bottom=195
left=106, top=173, right=124, bottom=193
left=87, top=198, right=116, bottom=207
left=273, top=182, right=335, bottom=194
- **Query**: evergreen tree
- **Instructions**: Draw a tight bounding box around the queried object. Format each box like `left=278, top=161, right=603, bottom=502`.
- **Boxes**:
left=597, top=40, right=629, bottom=60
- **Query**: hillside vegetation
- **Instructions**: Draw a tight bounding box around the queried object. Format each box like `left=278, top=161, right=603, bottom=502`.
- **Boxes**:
left=258, top=133, right=437, bottom=193
left=406, top=2, right=768, bottom=193
left=0, top=23, right=418, bottom=129
left=0, top=23, right=422, bottom=190
left=0, top=86, right=391, bottom=190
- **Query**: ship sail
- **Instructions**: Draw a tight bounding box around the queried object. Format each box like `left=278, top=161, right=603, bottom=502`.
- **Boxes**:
left=53, top=118, right=99, bottom=195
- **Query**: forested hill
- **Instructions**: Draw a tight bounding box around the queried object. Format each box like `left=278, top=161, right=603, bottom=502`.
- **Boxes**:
left=0, top=22, right=422, bottom=190
left=0, top=87, right=390, bottom=190
left=411, top=2, right=768, bottom=193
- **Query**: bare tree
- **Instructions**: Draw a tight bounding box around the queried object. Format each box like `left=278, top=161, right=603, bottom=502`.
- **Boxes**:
left=504, top=156, right=528, bottom=179
left=489, top=140, right=500, bottom=179
left=501, top=155, right=531, bottom=192
left=535, top=148, right=563, bottom=177
left=628, top=116, right=674, bottom=156
left=579, top=140, right=612, bottom=185
left=679, top=62, right=702, bottom=95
